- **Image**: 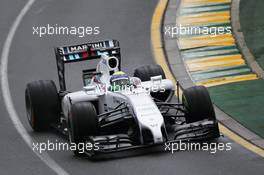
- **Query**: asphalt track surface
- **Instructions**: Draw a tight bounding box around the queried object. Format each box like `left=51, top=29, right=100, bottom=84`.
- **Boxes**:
left=0, top=0, right=263, bottom=175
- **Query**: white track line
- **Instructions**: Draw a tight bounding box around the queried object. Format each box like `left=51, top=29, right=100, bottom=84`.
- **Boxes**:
left=0, top=0, right=69, bottom=174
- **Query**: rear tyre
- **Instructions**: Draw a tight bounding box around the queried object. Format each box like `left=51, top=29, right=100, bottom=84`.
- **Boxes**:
left=25, top=80, right=60, bottom=131
left=68, top=102, right=99, bottom=155
left=182, top=86, right=216, bottom=123
left=134, top=64, right=172, bottom=102
left=134, top=64, right=166, bottom=81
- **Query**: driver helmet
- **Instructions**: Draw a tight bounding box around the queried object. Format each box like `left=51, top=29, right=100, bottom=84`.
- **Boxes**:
left=110, top=71, right=130, bottom=91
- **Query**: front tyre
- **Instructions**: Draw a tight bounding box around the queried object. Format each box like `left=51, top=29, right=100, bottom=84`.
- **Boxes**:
left=182, top=86, right=216, bottom=123
left=68, top=102, right=99, bottom=155
left=25, top=80, right=60, bottom=131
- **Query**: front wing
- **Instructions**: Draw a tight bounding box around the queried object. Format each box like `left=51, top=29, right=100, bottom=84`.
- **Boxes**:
left=84, top=120, right=220, bottom=157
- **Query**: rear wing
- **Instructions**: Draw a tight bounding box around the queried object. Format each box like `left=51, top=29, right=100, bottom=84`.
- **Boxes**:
left=54, top=40, right=121, bottom=91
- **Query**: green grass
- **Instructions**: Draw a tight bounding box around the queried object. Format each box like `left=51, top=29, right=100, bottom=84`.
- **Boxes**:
left=209, top=79, right=264, bottom=138
left=240, top=0, right=264, bottom=69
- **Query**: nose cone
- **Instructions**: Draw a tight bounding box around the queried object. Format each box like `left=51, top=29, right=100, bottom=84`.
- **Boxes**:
left=127, top=93, right=164, bottom=144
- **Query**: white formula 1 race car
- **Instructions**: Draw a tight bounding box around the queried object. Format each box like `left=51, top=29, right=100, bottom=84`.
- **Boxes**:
left=25, top=40, right=220, bottom=157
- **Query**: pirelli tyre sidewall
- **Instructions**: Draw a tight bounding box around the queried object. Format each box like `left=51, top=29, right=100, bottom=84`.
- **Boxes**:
left=25, top=80, right=60, bottom=131
left=182, top=85, right=216, bottom=123
left=68, top=102, right=99, bottom=155
left=133, top=64, right=172, bottom=102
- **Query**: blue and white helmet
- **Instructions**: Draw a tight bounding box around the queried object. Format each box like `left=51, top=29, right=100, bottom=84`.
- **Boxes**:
left=110, top=71, right=130, bottom=86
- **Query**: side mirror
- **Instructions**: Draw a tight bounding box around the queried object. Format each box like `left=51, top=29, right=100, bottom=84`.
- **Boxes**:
left=151, top=75, right=162, bottom=84
left=83, top=85, right=96, bottom=92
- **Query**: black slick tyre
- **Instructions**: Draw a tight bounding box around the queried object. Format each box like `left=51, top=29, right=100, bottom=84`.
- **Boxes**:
left=182, top=86, right=216, bottom=123
left=25, top=80, right=60, bottom=131
left=68, top=102, right=99, bottom=155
